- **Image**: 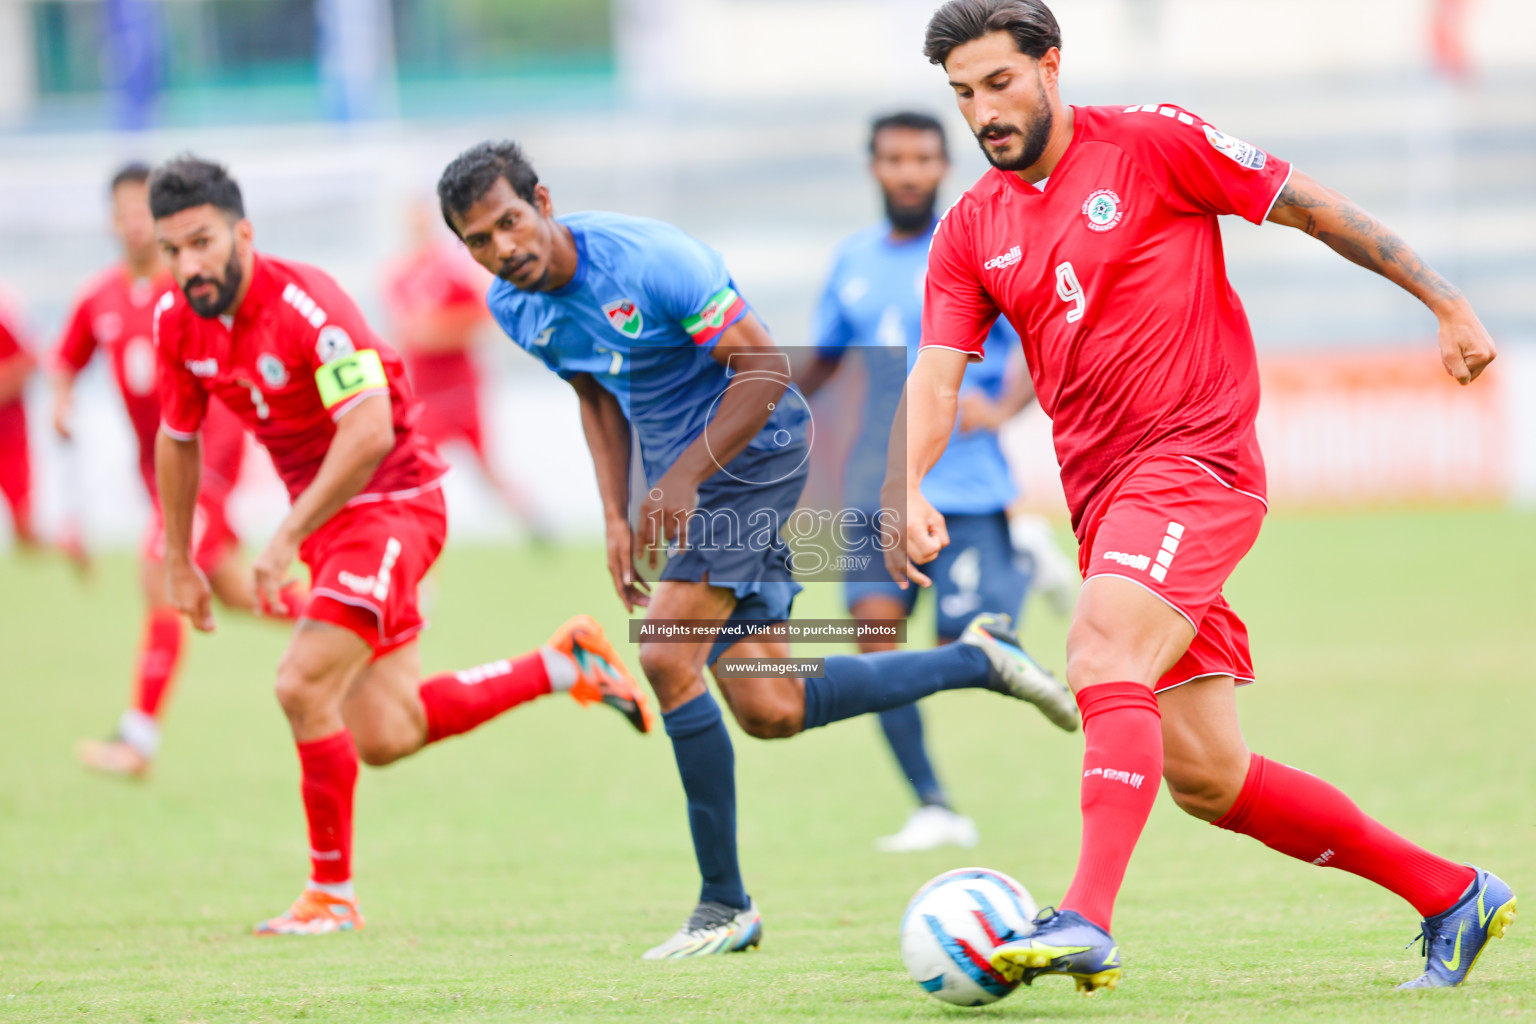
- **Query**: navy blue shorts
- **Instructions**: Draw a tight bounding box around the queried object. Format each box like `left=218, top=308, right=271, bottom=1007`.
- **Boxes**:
left=658, top=441, right=808, bottom=665
left=844, top=510, right=1030, bottom=640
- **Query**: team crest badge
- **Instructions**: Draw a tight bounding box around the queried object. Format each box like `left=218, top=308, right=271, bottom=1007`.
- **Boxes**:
left=1082, top=189, right=1123, bottom=232
left=1202, top=125, right=1267, bottom=170
left=602, top=299, right=643, bottom=338
left=257, top=353, right=289, bottom=388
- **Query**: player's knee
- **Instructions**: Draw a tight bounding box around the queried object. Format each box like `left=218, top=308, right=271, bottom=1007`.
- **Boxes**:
left=1163, top=758, right=1242, bottom=822
left=638, top=643, right=695, bottom=703
left=352, top=733, right=407, bottom=767
left=733, top=699, right=800, bottom=740
left=274, top=653, right=337, bottom=720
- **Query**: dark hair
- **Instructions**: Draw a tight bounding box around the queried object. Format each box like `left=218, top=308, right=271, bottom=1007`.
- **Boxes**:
left=147, top=155, right=245, bottom=220
left=868, top=112, right=949, bottom=158
left=923, top=0, right=1062, bottom=67
left=437, top=141, right=541, bottom=236
left=110, top=162, right=151, bottom=192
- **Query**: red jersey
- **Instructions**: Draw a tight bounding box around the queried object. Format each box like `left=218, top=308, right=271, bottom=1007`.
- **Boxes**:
left=156, top=253, right=445, bottom=505
left=381, top=240, right=490, bottom=394
left=922, top=104, right=1291, bottom=532
left=56, top=266, right=246, bottom=500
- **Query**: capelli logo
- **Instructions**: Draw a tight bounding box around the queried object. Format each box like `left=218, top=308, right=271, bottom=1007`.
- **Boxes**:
left=984, top=245, right=1022, bottom=271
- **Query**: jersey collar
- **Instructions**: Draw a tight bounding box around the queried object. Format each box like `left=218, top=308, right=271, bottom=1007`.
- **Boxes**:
left=547, top=221, right=589, bottom=298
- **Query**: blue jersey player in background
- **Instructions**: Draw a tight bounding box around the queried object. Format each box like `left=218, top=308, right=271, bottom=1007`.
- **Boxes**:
left=798, top=113, right=1077, bottom=854
left=436, top=140, right=1078, bottom=959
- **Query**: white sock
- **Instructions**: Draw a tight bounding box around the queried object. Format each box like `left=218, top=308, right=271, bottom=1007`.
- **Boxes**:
left=540, top=645, right=579, bottom=692
left=309, top=879, right=355, bottom=900
left=117, top=709, right=161, bottom=759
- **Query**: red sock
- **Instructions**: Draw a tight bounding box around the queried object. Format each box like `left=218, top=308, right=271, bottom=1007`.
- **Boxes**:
left=418, top=652, right=552, bottom=744
left=298, top=730, right=358, bottom=885
left=133, top=608, right=186, bottom=718
left=1059, top=682, right=1163, bottom=932
left=1215, top=754, right=1474, bottom=918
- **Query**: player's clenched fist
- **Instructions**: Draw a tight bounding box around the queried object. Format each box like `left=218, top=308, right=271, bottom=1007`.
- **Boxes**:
left=166, top=557, right=215, bottom=632
left=1436, top=300, right=1496, bottom=385
left=884, top=488, right=948, bottom=590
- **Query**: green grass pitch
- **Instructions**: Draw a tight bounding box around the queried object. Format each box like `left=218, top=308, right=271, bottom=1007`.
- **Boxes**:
left=1, top=507, right=1532, bottom=1022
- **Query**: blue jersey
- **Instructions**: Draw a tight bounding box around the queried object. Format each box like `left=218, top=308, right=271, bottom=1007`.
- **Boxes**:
left=488, top=211, right=807, bottom=486
left=813, top=219, right=1019, bottom=515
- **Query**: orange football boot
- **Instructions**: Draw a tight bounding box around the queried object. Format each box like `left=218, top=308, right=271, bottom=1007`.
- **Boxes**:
left=548, top=614, right=657, bottom=733
left=76, top=737, right=150, bottom=779
left=254, top=889, right=364, bottom=936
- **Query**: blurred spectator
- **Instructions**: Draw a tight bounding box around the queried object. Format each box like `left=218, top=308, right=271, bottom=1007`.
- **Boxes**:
left=382, top=199, right=547, bottom=536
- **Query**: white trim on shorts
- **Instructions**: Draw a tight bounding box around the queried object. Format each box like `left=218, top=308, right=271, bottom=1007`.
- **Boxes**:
left=1156, top=671, right=1257, bottom=694
left=305, top=587, right=427, bottom=651
left=1178, top=456, right=1269, bottom=510
left=1081, top=571, right=1197, bottom=633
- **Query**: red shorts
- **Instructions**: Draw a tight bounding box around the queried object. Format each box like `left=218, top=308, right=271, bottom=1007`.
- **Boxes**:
left=144, top=495, right=239, bottom=572
left=1079, top=455, right=1266, bottom=692
left=301, top=487, right=447, bottom=658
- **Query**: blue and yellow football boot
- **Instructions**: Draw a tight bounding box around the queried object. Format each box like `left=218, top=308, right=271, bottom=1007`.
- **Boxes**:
left=989, top=907, right=1121, bottom=994
left=1398, top=867, right=1516, bottom=989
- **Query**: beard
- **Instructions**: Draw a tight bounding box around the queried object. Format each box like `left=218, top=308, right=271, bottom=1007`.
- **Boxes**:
left=883, top=187, right=938, bottom=234
left=975, top=86, right=1054, bottom=172
left=183, top=249, right=244, bottom=319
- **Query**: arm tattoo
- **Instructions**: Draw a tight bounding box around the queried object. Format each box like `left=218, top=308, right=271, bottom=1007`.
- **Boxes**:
left=1271, top=177, right=1462, bottom=307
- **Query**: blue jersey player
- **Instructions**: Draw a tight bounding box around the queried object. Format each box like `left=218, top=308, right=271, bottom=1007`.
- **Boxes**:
left=799, top=113, right=1076, bottom=854
left=436, top=141, right=1079, bottom=958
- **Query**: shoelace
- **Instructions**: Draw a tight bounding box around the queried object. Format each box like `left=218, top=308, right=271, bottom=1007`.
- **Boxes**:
left=1405, top=920, right=1436, bottom=961
left=682, top=901, right=740, bottom=934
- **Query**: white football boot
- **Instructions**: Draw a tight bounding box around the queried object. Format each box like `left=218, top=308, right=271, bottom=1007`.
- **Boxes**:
left=876, top=804, right=980, bottom=853
left=642, top=899, right=763, bottom=959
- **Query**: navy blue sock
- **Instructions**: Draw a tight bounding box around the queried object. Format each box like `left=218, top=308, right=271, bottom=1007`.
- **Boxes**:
left=802, top=643, right=990, bottom=731
left=878, top=702, right=948, bottom=807
left=662, top=691, right=748, bottom=910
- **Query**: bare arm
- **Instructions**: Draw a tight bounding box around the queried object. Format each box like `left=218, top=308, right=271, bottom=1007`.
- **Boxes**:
left=958, top=353, right=1037, bottom=432
left=572, top=372, right=650, bottom=611
left=156, top=428, right=214, bottom=631
left=51, top=370, right=77, bottom=439
left=793, top=352, right=844, bottom=399
left=880, top=346, right=970, bottom=587
left=0, top=351, right=34, bottom=408
left=637, top=313, right=787, bottom=559
left=1267, top=169, right=1495, bottom=384
left=251, top=393, right=394, bottom=609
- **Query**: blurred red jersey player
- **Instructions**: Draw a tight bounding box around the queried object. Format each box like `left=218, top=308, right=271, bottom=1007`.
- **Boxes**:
left=149, top=156, right=653, bottom=937
left=900, top=0, right=1510, bottom=993
left=381, top=201, right=544, bottom=533
left=55, top=163, right=299, bottom=780
left=0, top=295, right=36, bottom=546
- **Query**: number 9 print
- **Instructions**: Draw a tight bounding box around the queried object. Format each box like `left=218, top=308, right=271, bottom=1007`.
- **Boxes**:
left=1055, top=261, right=1086, bottom=324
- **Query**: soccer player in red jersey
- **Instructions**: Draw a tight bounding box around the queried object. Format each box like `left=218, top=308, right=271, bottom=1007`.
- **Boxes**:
left=381, top=201, right=544, bottom=532
left=0, top=296, right=36, bottom=547
left=55, top=163, right=296, bottom=778
left=148, top=156, right=655, bottom=935
left=893, top=0, right=1511, bottom=992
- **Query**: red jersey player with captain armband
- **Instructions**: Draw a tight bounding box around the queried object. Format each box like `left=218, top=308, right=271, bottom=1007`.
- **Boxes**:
left=889, top=0, right=1510, bottom=994
left=56, top=162, right=301, bottom=779
left=148, top=156, right=654, bottom=936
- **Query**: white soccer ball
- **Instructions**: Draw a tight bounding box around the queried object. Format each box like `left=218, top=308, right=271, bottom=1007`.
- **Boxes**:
left=899, top=867, right=1039, bottom=1007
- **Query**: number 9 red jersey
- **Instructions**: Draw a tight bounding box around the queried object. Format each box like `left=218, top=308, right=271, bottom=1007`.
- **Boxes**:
left=920, top=103, right=1291, bottom=535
